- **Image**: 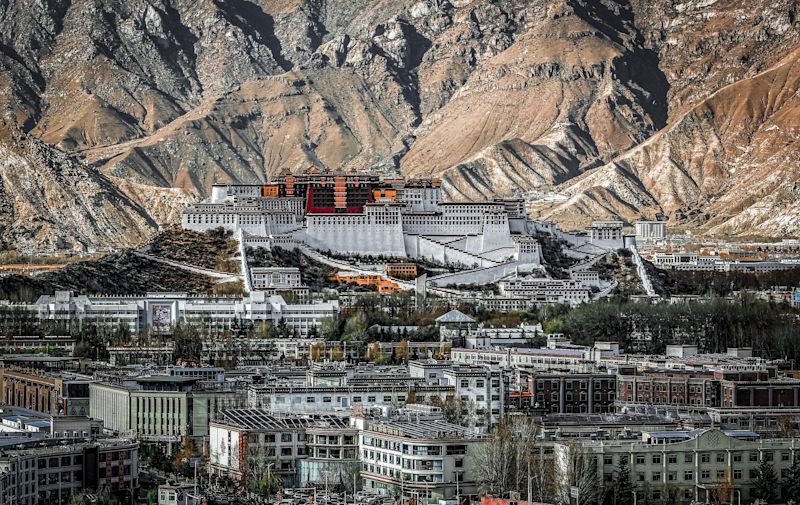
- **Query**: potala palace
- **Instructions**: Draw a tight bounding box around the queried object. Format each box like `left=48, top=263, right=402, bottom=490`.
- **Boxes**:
left=182, top=173, right=555, bottom=269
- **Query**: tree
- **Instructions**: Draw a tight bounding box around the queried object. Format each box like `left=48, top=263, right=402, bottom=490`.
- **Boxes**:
left=751, top=457, right=779, bottom=503
left=173, top=322, right=202, bottom=363
left=783, top=457, right=800, bottom=504
left=396, top=340, right=410, bottom=363
left=472, top=418, right=552, bottom=500
left=309, top=342, right=326, bottom=362
left=556, top=444, right=603, bottom=505
left=611, top=456, right=634, bottom=505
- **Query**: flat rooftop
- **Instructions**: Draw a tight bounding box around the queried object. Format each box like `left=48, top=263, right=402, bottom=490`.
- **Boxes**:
left=215, top=409, right=349, bottom=431
left=366, top=419, right=483, bottom=440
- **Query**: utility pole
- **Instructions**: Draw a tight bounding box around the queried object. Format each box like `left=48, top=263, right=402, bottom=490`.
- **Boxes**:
left=527, top=457, right=532, bottom=505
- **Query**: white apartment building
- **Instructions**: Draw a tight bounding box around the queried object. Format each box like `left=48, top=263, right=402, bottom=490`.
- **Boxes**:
left=634, top=221, right=667, bottom=242
left=451, top=347, right=595, bottom=373
left=247, top=384, right=454, bottom=413
left=570, top=270, right=601, bottom=287
left=588, top=220, right=624, bottom=247
left=360, top=419, right=485, bottom=501
left=249, top=267, right=302, bottom=290
left=208, top=410, right=355, bottom=487
left=498, top=277, right=591, bottom=306
left=12, top=291, right=338, bottom=337
left=441, top=365, right=508, bottom=426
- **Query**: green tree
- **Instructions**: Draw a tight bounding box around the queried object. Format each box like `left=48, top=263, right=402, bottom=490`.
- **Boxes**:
left=612, top=456, right=634, bottom=505
left=783, top=457, right=800, bottom=504
left=752, top=457, right=779, bottom=503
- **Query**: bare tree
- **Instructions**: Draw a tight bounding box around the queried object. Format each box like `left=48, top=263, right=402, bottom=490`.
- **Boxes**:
left=472, top=417, right=554, bottom=501
left=555, top=443, right=604, bottom=505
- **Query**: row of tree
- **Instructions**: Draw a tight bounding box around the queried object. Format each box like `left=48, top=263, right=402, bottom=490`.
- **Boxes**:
left=547, top=296, right=800, bottom=359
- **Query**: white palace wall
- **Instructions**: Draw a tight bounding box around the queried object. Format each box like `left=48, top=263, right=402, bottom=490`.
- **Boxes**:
left=305, top=207, right=406, bottom=256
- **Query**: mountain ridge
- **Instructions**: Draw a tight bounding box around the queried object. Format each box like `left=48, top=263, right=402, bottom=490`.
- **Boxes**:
left=0, top=0, right=798, bottom=252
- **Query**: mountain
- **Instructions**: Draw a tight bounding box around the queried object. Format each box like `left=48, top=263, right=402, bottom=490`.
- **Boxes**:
left=0, top=122, right=158, bottom=253
left=0, top=0, right=798, bottom=252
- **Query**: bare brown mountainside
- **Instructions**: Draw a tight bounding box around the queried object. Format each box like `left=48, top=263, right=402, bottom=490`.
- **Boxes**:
left=0, top=0, right=798, bottom=252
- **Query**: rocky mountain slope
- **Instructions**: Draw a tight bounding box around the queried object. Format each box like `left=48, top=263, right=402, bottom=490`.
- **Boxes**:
left=0, top=0, right=798, bottom=252
left=0, top=122, right=158, bottom=253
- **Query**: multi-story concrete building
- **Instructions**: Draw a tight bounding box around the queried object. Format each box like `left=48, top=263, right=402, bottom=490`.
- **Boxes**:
left=208, top=409, right=355, bottom=487
left=555, top=429, right=800, bottom=505
left=0, top=437, right=138, bottom=505
left=498, top=277, right=590, bottom=306
left=0, top=369, right=91, bottom=416
left=441, top=365, right=508, bottom=426
left=360, top=418, right=485, bottom=501
left=512, top=372, right=617, bottom=415
left=634, top=221, right=667, bottom=243
left=249, top=267, right=302, bottom=291
left=587, top=221, right=624, bottom=247
left=10, top=291, right=338, bottom=337
left=247, top=383, right=454, bottom=414
left=89, top=375, right=245, bottom=446
left=451, top=347, right=594, bottom=373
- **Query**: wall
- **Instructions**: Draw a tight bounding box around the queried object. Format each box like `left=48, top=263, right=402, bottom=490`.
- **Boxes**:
left=429, top=262, right=522, bottom=287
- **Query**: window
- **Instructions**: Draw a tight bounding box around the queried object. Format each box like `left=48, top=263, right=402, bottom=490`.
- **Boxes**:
left=281, top=433, right=292, bottom=443
left=716, top=470, right=725, bottom=479
left=733, top=452, right=742, bottom=463
left=750, top=452, right=758, bottom=462
left=684, top=471, right=693, bottom=481
left=716, top=453, right=725, bottom=463
left=701, top=470, right=710, bottom=479
left=734, top=469, right=742, bottom=480
left=685, top=453, right=694, bottom=463
left=652, top=472, right=661, bottom=482
left=635, top=455, right=645, bottom=465
left=701, top=453, right=710, bottom=463
left=652, top=454, right=661, bottom=464
left=604, top=455, right=613, bottom=465
left=668, top=454, right=677, bottom=464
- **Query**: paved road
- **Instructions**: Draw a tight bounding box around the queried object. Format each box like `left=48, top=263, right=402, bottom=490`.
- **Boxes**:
left=134, top=251, right=243, bottom=283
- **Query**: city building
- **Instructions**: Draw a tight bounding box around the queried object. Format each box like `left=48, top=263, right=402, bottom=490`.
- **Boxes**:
left=0, top=369, right=91, bottom=416
left=359, top=418, right=485, bottom=501
left=208, top=409, right=354, bottom=488
left=89, top=375, right=246, bottom=446
left=498, top=278, right=590, bottom=306
left=441, top=365, right=509, bottom=426
left=7, top=291, right=338, bottom=337
left=0, top=437, right=138, bottom=505
left=555, top=429, right=800, bottom=505
left=587, top=221, right=624, bottom=247
left=634, top=221, right=667, bottom=243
